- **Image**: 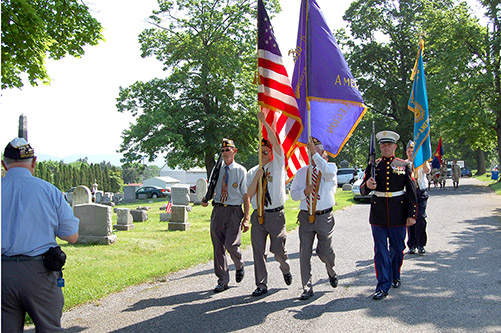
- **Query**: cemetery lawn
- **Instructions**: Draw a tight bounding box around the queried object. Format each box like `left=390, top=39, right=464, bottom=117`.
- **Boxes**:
left=59, top=190, right=354, bottom=310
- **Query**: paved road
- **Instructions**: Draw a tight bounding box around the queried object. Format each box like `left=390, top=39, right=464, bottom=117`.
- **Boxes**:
left=26, top=178, right=501, bottom=332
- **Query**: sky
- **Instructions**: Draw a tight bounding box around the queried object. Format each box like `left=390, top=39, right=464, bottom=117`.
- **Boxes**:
left=0, top=0, right=485, bottom=166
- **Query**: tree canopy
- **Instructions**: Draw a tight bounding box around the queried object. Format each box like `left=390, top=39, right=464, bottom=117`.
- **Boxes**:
left=117, top=0, right=280, bottom=176
left=1, top=0, right=103, bottom=89
left=336, top=0, right=499, bottom=170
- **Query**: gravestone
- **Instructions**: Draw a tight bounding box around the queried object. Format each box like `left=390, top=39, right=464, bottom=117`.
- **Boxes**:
left=114, top=208, right=134, bottom=231
left=191, top=178, right=207, bottom=204
left=169, top=185, right=190, bottom=231
left=130, top=209, right=148, bottom=222
left=342, top=183, right=353, bottom=191
left=73, top=203, right=116, bottom=244
left=18, top=114, right=28, bottom=140
left=72, top=185, right=92, bottom=207
left=123, top=185, right=140, bottom=202
left=160, top=212, right=171, bottom=222
left=171, top=184, right=190, bottom=205
left=95, top=191, right=104, bottom=203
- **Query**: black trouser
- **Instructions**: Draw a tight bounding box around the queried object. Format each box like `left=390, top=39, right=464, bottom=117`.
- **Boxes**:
left=407, top=188, right=428, bottom=248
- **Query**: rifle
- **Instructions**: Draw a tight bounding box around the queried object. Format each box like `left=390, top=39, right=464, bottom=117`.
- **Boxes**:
left=369, top=121, right=376, bottom=179
left=201, top=153, right=223, bottom=204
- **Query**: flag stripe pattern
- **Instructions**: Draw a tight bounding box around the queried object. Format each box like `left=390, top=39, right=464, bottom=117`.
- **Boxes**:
left=258, top=0, right=308, bottom=183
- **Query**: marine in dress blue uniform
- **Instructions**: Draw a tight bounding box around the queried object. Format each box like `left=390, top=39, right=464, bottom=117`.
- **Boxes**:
left=360, top=131, right=417, bottom=300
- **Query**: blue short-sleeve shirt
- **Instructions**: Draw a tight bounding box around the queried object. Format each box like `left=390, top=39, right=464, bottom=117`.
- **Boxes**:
left=1, top=167, right=80, bottom=256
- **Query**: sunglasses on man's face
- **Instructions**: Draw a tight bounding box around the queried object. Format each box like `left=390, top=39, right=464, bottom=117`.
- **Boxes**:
left=221, top=148, right=232, bottom=153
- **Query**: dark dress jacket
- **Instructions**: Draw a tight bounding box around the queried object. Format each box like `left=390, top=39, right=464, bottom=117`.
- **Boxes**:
left=360, top=156, right=417, bottom=227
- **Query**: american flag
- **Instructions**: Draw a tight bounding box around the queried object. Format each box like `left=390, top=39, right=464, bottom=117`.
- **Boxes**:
left=165, top=200, right=172, bottom=214
left=257, top=0, right=308, bottom=183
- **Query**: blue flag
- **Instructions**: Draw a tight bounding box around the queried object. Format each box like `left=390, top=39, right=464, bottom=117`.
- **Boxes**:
left=291, top=0, right=367, bottom=157
left=408, top=40, right=432, bottom=171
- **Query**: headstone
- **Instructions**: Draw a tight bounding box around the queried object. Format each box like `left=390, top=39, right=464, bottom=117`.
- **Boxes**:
left=72, top=185, right=92, bottom=207
left=112, top=193, right=123, bottom=203
left=101, top=193, right=112, bottom=203
left=114, top=208, right=134, bottom=231
left=73, top=203, right=116, bottom=244
left=342, top=183, right=353, bottom=191
left=195, top=179, right=208, bottom=202
left=160, top=213, right=171, bottom=222
left=95, top=191, right=104, bottom=203
left=171, top=184, right=190, bottom=205
left=130, top=209, right=148, bottom=222
left=136, top=206, right=151, bottom=211
left=123, top=185, right=140, bottom=202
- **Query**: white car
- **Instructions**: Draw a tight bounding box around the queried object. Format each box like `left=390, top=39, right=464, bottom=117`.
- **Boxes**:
left=352, top=178, right=373, bottom=201
left=336, top=168, right=356, bottom=186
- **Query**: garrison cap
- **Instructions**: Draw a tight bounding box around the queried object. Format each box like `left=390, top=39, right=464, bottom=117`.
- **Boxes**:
left=3, top=138, right=35, bottom=159
left=221, top=138, right=236, bottom=148
left=261, top=138, right=272, bottom=149
left=406, top=140, right=415, bottom=150
left=376, top=131, right=400, bottom=144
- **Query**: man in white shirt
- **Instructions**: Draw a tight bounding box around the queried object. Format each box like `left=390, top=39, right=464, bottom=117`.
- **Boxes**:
left=290, top=137, right=338, bottom=300
left=247, top=111, right=292, bottom=297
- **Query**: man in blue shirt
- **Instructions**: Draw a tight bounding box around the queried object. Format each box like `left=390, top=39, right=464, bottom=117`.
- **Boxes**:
left=2, top=138, right=79, bottom=332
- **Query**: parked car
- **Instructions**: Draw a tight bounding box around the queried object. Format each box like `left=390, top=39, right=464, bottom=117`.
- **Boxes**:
left=135, top=186, right=170, bottom=199
left=461, top=167, right=472, bottom=177
left=447, top=168, right=452, bottom=178
left=352, top=178, right=373, bottom=201
left=336, top=168, right=357, bottom=186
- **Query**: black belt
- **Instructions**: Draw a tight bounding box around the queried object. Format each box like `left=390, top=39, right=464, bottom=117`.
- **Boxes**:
left=213, top=203, right=240, bottom=207
left=264, top=206, right=284, bottom=213
left=301, top=207, right=333, bottom=215
left=2, top=255, right=44, bottom=262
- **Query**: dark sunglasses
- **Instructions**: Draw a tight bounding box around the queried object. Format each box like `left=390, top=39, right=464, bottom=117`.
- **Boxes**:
left=221, top=148, right=232, bottom=153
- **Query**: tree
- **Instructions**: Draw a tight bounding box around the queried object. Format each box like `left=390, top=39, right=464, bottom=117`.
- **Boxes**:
left=338, top=0, right=498, bottom=168
left=1, top=0, right=103, bottom=89
left=117, top=0, right=280, bottom=177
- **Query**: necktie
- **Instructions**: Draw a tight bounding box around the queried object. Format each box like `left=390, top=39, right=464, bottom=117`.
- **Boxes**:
left=306, top=167, right=318, bottom=210
left=263, top=168, right=272, bottom=207
left=220, top=165, right=229, bottom=203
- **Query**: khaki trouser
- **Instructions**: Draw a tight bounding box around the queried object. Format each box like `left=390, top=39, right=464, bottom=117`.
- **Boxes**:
left=250, top=209, right=290, bottom=289
left=297, top=210, right=336, bottom=291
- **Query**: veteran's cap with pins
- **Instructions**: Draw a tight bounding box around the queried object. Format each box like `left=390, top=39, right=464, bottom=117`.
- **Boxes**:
left=4, top=138, right=35, bottom=159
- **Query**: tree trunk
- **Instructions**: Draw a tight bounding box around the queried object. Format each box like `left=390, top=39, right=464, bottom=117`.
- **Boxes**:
left=205, top=153, right=215, bottom=180
left=475, top=148, right=486, bottom=175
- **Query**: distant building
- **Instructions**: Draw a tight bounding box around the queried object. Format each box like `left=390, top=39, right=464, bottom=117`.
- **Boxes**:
left=142, top=176, right=180, bottom=189
left=159, top=164, right=207, bottom=185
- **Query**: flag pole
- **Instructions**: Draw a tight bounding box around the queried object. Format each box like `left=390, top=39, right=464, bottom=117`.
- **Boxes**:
left=305, top=0, right=313, bottom=218
left=257, top=3, right=264, bottom=224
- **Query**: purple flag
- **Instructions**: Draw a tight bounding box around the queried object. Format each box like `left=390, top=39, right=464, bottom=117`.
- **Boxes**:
left=292, top=0, right=367, bottom=157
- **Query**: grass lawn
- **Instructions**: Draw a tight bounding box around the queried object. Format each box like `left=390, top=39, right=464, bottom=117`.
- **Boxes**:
left=60, top=189, right=355, bottom=310
left=472, top=171, right=501, bottom=195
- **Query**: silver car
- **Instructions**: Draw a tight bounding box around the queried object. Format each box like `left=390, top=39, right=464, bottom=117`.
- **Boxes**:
left=352, top=178, right=373, bottom=201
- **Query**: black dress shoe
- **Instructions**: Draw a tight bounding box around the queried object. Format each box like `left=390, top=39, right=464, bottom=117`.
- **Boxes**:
left=418, top=246, right=426, bottom=254
left=213, top=284, right=229, bottom=293
left=300, top=289, right=314, bottom=300
left=392, top=279, right=401, bottom=288
left=329, top=274, right=338, bottom=288
left=251, top=287, right=268, bottom=297
left=372, top=290, right=388, bottom=300
left=407, top=247, right=416, bottom=254
left=236, top=267, right=244, bottom=283
left=283, top=272, right=293, bottom=286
